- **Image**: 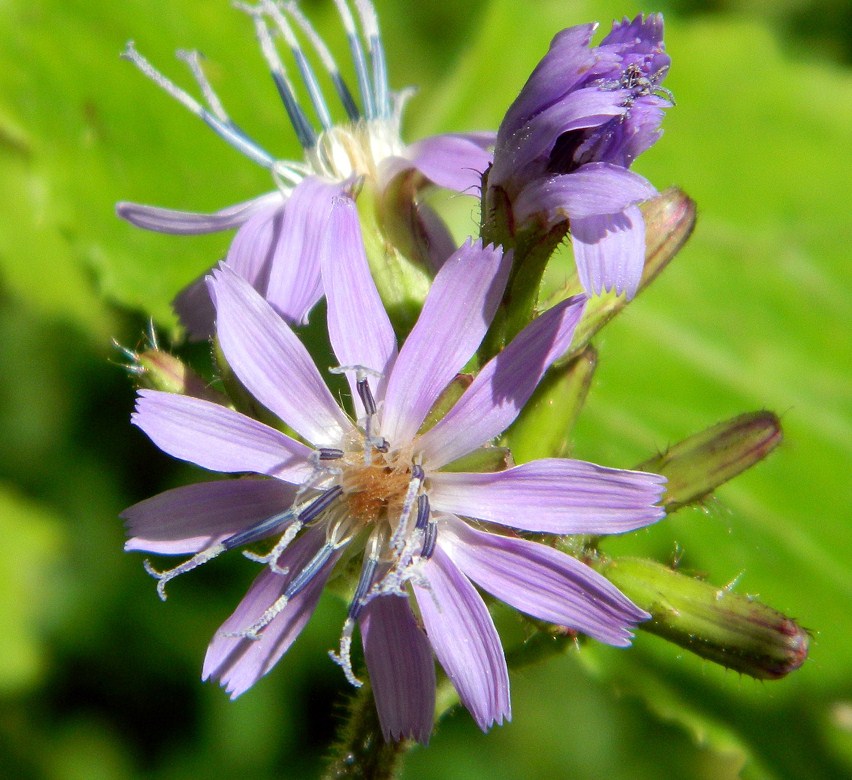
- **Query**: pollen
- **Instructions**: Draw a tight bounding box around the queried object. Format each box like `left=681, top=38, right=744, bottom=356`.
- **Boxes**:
left=341, top=455, right=413, bottom=526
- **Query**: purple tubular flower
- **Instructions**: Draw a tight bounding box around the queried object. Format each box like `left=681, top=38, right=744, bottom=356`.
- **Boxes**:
left=489, top=14, right=672, bottom=299
left=123, top=197, right=665, bottom=741
left=117, top=0, right=494, bottom=339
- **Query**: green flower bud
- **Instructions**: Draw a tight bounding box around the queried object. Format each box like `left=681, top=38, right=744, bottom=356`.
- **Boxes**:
left=599, top=557, right=809, bottom=679
left=638, top=411, right=782, bottom=512
left=135, top=348, right=226, bottom=404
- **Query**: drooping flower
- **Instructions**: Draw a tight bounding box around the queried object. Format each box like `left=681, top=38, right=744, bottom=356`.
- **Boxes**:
left=487, top=15, right=672, bottom=299
left=117, top=0, right=493, bottom=338
left=122, top=198, right=666, bottom=741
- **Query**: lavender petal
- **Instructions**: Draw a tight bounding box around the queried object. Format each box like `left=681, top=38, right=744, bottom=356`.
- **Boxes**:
left=209, top=266, right=352, bottom=446
left=381, top=240, right=510, bottom=444
left=571, top=205, right=646, bottom=298
left=440, top=516, right=648, bottom=647
left=513, top=163, right=656, bottom=227
left=418, top=295, right=586, bottom=470
left=116, top=191, right=283, bottom=234
left=429, top=457, right=665, bottom=534
left=123, top=478, right=296, bottom=554
left=203, top=527, right=339, bottom=698
left=321, top=197, right=398, bottom=417
left=413, top=545, right=510, bottom=731
left=360, top=594, right=435, bottom=744
left=132, top=389, right=313, bottom=481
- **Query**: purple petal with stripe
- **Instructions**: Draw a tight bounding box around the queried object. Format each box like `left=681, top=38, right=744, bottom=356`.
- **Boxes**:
left=132, top=390, right=313, bottom=481
left=123, top=478, right=297, bottom=554
left=360, top=594, right=435, bottom=743
left=418, top=295, right=586, bottom=470
left=116, top=191, right=283, bottom=234
left=203, top=527, right=340, bottom=698
left=209, top=266, right=351, bottom=446
left=440, top=517, right=648, bottom=647
left=380, top=240, right=510, bottom=444
left=413, top=545, right=510, bottom=731
left=571, top=205, right=646, bottom=298
left=261, top=177, right=345, bottom=325
left=321, top=197, right=398, bottom=418
left=490, top=88, right=624, bottom=188
left=499, top=24, right=599, bottom=136
left=429, top=458, right=665, bottom=534
left=513, top=163, right=655, bottom=227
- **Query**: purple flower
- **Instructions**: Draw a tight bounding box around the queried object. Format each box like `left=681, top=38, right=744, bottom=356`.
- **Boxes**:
left=117, top=0, right=493, bottom=338
left=488, top=15, right=672, bottom=299
left=123, top=198, right=665, bottom=741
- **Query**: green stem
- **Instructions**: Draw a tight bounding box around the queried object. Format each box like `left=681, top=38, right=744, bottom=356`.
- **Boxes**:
left=322, top=683, right=413, bottom=780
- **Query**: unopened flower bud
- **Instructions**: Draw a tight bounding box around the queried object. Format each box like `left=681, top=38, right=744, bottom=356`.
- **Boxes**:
left=598, top=557, right=809, bottom=679
left=638, top=411, right=782, bottom=512
left=136, top=348, right=226, bottom=404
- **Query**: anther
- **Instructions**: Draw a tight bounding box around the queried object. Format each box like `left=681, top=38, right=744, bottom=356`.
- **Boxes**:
left=332, top=0, right=375, bottom=118
left=317, top=448, right=344, bottom=461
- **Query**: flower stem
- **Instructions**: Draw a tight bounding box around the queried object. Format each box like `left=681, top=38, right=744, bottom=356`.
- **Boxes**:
left=322, top=682, right=412, bottom=780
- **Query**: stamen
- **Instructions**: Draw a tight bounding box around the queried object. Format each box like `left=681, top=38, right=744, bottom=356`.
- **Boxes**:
left=227, top=539, right=339, bottom=639
left=389, top=467, right=424, bottom=553
left=329, top=532, right=382, bottom=686
left=122, top=41, right=276, bottom=169
left=176, top=49, right=230, bottom=122
left=143, top=543, right=226, bottom=601
left=242, top=486, right=343, bottom=572
left=263, top=0, right=332, bottom=130
left=332, top=0, right=375, bottom=118
left=284, top=1, right=361, bottom=121
left=353, top=0, right=388, bottom=118
left=317, top=447, right=344, bottom=461
left=237, top=3, right=317, bottom=149
left=221, top=507, right=297, bottom=551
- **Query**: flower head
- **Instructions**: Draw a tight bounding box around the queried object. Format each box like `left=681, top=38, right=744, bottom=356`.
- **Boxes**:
left=123, top=198, right=665, bottom=741
left=487, top=15, right=672, bottom=299
left=117, top=0, right=494, bottom=338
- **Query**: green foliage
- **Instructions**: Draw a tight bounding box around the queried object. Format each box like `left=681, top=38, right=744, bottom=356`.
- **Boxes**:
left=0, top=0, right=848, bottom=778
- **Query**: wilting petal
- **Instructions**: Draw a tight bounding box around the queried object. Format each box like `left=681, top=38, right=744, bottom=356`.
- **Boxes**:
left=499, top=23, right=599, bottom=135
left=403, top=132, right=496, bottom=194
left=512, top=163, right=656, bottom=227
left=321, top=197, right=398, bottom=417
left=132, top=390, right=312, bottom=481
left=419, top=295, right=585, bottom=470
left=209, top=266, right=351, bottom=446
left=123, top=478, right=297, bottom=554
left=203, top=527, right=340, bottom=698
left=381, top=241, right=510, bottom=444
left=262, top=177, right=346, bottom=325
left=440, top=517, right=648, bottom=647
left=413, top=546, right=510, bottom=731
left=490, top=88, right=624, bottom=187
left=571, top=205, right=646, bottom=298
left=360, top=594, right=435, bottom=743
left=430, top=458, right=665, bottom=534
left=116, top=191, right=283, bottom=234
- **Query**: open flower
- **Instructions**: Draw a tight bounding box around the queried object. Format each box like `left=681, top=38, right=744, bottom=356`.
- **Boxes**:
left=117, top=0, right=493, bottom=338
left=123, top=198, right=665, bottom=741
left=487, top=15, right=672, bottom=298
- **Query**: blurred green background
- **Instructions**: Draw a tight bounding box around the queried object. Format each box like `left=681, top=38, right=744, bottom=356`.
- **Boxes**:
left=0, top=0, right=849, bottom=777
